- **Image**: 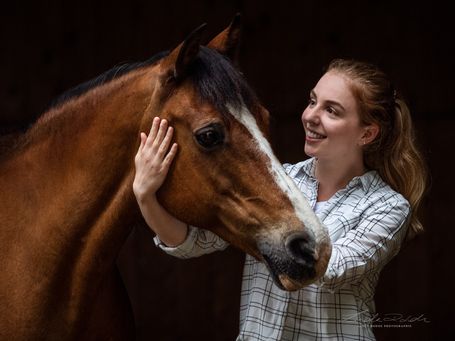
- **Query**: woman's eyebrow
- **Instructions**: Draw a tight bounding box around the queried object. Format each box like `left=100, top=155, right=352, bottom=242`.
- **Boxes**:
left=326, top=100, right=345, bottom=112
left=310, top=90, right=345, bottom=112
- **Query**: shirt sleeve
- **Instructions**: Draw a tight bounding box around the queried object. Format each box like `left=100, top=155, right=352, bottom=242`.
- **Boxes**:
left=319, top=194, right=410, bottom=291
left=153, top=225, right=229, bottom=259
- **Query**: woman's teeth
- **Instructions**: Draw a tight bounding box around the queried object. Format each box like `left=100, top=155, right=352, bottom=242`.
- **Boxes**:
left=307, top=130, right=326, bottom=139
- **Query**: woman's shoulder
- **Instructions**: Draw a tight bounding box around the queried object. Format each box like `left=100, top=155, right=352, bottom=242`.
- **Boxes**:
left=362, top=171, right=410, bottom=212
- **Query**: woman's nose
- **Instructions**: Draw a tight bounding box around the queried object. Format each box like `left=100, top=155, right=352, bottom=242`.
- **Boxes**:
left=302, top=106, right=320, bottom=125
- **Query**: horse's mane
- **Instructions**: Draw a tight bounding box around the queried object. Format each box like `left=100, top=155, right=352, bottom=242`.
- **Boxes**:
left=50, top=46, right=257, bottom=117
left=0, top=46, right=258, bottom=162
left=48, top=51, right=169, bottom=111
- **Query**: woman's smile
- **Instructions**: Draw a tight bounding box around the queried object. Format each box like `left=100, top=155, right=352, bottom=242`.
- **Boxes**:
left=305, top=128, right=327, bottom=141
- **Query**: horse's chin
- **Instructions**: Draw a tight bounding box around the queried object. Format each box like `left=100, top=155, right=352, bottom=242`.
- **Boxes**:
left=277, top=274, right=317, bottom=291
left=265, top=270, right=313, bottom=292
left=260, top=254, right=319, bottom=291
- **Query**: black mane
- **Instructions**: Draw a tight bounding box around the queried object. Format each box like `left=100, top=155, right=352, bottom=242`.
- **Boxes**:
left=50, top=46, right=258, bottom=116
left=49, top=51, right=169, bottom=110
left=1, top=45, right=259, bottom=161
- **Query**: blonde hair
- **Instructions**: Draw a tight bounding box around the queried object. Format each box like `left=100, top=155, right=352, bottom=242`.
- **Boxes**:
left=327, top=59, right=427, bottom=239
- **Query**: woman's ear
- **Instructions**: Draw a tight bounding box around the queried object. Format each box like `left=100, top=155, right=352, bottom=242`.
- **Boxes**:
left=361, top=123, right=380, bottom=145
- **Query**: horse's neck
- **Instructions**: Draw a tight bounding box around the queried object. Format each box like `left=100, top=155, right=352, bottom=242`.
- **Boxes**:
left=1, top=76, right=151, bottom=281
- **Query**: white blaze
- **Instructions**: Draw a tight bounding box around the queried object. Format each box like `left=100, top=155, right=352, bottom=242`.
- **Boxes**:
left=228, top=104, right=329, bottom=245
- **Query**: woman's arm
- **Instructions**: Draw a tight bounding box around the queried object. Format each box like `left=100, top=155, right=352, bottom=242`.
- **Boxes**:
left=133, top=117, right=187, bottom=247
left=319, top=193, right=410, bottom=292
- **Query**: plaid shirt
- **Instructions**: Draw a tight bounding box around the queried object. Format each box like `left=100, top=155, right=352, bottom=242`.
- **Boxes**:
left=155, top=158, right=410, bottom=340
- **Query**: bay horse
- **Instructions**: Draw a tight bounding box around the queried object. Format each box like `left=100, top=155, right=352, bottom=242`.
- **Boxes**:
left=0, top=17, right=331, bottom=340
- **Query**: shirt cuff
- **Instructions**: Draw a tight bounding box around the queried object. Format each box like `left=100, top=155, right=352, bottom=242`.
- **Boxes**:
left=153, top=225, right=198, bottom=259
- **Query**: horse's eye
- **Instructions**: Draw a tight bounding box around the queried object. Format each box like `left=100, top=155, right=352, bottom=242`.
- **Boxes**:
left=194, top=124, right=225, bottom=150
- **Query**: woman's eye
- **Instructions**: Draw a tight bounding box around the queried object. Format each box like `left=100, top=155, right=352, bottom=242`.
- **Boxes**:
left=194, top=125, right=225, bottom=150
left=326, top=107, right=337, bottom=115
left=308, top=98, right=316, bottom=106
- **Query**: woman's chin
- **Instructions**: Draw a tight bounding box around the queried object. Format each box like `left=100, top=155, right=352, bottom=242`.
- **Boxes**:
left=304, top=146, right=318, bottom=158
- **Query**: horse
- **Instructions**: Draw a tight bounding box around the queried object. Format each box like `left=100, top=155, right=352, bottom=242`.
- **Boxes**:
left=0, top=16, right=331, bottom=340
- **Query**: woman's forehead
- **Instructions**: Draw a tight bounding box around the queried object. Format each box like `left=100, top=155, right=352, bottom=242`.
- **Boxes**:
left=314, top=71, right=357, bottom=109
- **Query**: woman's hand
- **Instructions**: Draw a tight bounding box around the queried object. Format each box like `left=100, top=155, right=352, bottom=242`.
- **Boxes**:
left=133, top=117, right=178, bottom=200
left=133, top=117, right=187, bottom=247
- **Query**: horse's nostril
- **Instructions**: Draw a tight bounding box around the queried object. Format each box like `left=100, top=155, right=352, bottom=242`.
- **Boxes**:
left=285, top=233, right=318, bottom=266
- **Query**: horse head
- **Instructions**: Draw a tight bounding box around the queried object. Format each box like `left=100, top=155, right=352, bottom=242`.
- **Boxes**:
left=136, top=16, right=332, bottom=291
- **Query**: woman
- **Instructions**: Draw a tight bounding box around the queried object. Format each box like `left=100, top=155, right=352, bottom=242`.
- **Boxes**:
left=133, top=59, right=427, bottom=340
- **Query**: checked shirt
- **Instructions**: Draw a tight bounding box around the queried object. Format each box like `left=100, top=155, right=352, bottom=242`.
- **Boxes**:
left=155, top=157, right=410, bottom=340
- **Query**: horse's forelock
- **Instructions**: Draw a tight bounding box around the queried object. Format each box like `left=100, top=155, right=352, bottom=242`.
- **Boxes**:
left=187, top=47, right=260, bottom=120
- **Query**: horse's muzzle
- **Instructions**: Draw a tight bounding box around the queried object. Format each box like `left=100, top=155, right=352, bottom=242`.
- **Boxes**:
left=285, top=232, right=318, bottom=269
left=258, top=231, right=323, bottom=291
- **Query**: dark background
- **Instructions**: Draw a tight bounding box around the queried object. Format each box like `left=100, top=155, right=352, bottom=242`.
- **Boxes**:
left=1, top=0, right=453, bottom=340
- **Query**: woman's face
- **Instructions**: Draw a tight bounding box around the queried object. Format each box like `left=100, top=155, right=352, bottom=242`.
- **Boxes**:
left=301, top=71, right=368, bottom=163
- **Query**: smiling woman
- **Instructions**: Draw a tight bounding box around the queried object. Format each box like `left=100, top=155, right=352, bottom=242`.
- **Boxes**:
left=302, top=70, right=380, bottom=201
left=304, top=72, right=378, bottom=164
left=137, top=58, right=427, bottom=340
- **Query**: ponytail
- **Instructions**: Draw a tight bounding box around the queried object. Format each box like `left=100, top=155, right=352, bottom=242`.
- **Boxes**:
left=328, top=59, right=427, bottom=239
left=371, top=98, right=427, bottom=238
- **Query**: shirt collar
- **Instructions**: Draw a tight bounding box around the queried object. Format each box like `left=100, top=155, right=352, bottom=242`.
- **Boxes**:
left=299, top=157, right=317, bottom=180
left=299, top=157, right=379, bottom=193
left=354, top=170, right=378, bottom=192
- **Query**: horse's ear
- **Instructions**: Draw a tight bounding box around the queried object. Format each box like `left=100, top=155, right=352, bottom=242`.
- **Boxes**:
left=207, top=13, right=242, bottom=63
left=160, top=23, right=207, bottom=82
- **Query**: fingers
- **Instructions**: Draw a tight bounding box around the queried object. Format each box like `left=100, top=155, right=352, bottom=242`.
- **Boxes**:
left=144, top=117, right=164, bottom=150
left=139, top=132, right=146, bottom=151
left=145, top=118, right=168, bottom=150
left=148, top=117, right=161, bottom=143
left=133, top=119, right=178, bottom=197
left=154, top=119, right=168, bottom=147
left=157, top=126, right=174, bottom=158
left=162, top=143, right=178, bottom=171
left=135, top=132, right=147, bottom=161
left=138, top=118, right=177, bottom=160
